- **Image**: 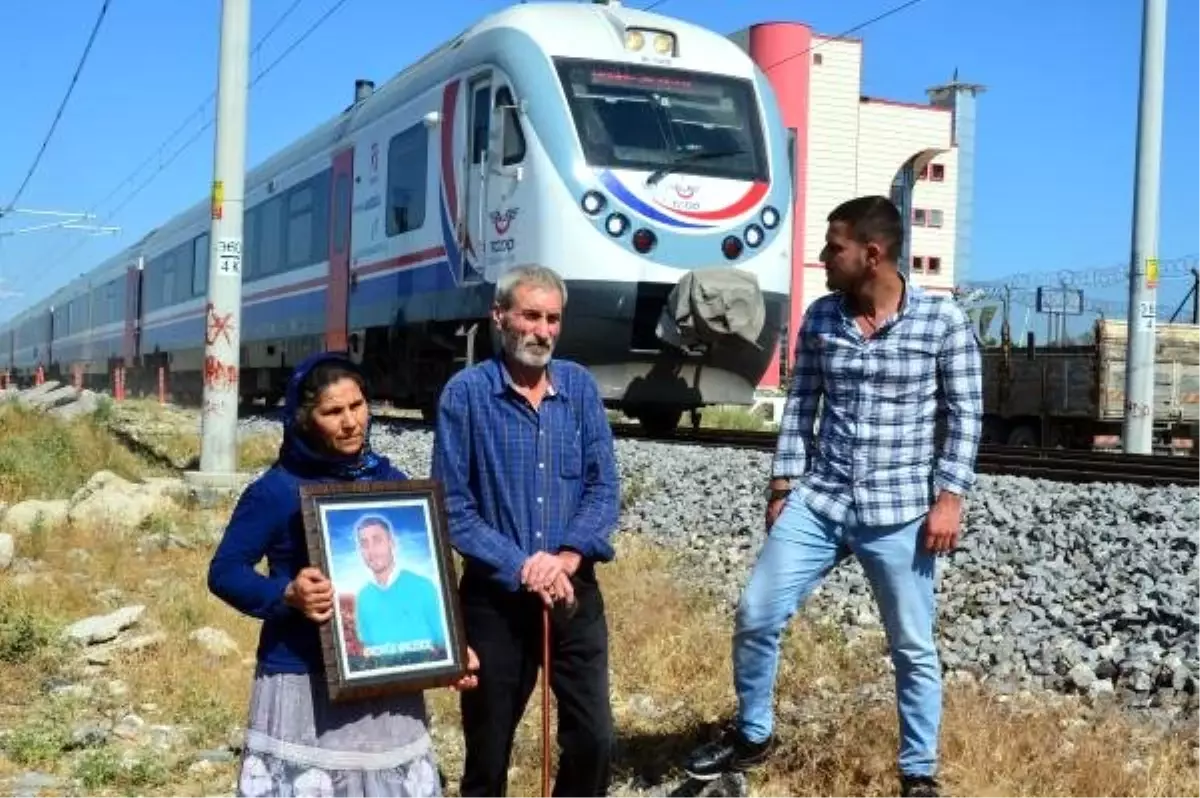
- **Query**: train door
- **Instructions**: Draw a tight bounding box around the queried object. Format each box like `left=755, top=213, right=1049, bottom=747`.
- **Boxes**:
left=326, top=148, right=354, bottom=353
left=460, top=73, right=493, bottom=286
left=123, top=262, right=141, bottom=367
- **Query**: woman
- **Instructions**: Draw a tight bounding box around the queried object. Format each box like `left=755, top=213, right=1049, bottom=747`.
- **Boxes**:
left=208, top=351, right=478, bottom=798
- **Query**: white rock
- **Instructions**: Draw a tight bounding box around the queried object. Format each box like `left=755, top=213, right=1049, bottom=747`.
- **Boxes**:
left=189, top=627, right=239, bottom=659
left=67, top=470, right=178, bottom=532
left=62, top=605, right=146, bottom=645
left=2, top=499, right=69, bottom=534
left=0, top=533, right=13, bottom=570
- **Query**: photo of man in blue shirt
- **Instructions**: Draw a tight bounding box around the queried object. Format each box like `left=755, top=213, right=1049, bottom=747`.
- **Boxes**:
left=351, top=514, right=447, bottom=662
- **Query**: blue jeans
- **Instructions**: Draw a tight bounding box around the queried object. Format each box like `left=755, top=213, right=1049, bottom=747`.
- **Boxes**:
left=732, top=494, right=941, bottom=777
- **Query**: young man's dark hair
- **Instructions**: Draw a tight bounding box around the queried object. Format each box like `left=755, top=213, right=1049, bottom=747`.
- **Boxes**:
left=827, top=195, right=904, bottom=262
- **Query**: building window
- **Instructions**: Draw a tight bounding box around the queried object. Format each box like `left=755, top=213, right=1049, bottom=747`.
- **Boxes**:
left=929, top=209, right=943, bottom=228
left=913, top=208, right=927, bottom=226
left=927, top=256, right=942, bottom=274
left=812, top=53, right=823, bottom=65
left=918, top=164, right=929, bottom=180
left=912, top=256, right=925, bottom=272
left=931, top=164, right=945, bottom=181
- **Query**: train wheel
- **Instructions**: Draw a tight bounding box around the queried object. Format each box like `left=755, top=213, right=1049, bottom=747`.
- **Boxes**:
left=635, top=406, right=684, bottom=437
left=1007, top=424, right=1039, bottom=448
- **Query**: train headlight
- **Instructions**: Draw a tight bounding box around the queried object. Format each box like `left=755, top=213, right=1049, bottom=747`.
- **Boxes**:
left=625, top=30, right=645, bottom=51
left=605, top=213, right=629, bottom=237
left=761, top=206, right=780, bottom=229
left=653, top=33, right=676, bottom=55
left=744, top=224, right=764, bottom=248
left=632, top=228, right=657, bottom=253
left=721, top=236, right=743, bottom=260
left=581, top=191, right=606, bottom=215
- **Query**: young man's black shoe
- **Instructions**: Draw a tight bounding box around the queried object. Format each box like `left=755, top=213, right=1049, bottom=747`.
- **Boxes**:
left=683, top=725, right=772, bottom=781
left=900, top=774, right=940, bottom=797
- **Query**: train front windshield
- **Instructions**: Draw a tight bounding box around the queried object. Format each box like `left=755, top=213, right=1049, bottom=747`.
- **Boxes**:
left=555, top=58, right=768, bottom=183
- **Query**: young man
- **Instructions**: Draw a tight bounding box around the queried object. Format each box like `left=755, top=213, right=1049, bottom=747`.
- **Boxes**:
left=431, top=264, right=620, bottom=797
left=683, top=196, right=983, bottom=798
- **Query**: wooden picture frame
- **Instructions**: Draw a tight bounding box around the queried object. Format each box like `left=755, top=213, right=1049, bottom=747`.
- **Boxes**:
left=299, top=479, right=468, bottom=702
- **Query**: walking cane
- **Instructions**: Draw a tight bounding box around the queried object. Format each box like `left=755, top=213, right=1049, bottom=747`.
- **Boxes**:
left=541, top=594, right=577, bottom=798
left=541, top=602, right=551, bottom=798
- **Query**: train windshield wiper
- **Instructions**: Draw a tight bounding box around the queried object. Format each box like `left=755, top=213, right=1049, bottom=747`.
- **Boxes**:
left=645, top=148, right=747, bottom=186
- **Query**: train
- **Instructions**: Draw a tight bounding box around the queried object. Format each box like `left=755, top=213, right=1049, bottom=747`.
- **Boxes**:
left=0, top=0, right=793, bottom=434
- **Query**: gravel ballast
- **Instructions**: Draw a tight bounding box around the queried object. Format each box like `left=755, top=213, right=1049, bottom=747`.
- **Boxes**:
left=237, top=416, right=1199, bottom=718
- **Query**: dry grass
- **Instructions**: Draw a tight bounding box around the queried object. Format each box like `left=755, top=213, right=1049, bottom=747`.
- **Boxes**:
left=0, top=418, right=1194, bottom=798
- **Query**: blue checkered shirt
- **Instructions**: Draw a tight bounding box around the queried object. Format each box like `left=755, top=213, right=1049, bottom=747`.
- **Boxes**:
left=772, top=281, right=983, bottom=526
left=430, top=355, right=620, bottom=592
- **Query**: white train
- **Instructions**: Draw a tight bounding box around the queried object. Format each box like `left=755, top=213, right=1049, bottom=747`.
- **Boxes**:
left=1, top=0, right=792, bottom=433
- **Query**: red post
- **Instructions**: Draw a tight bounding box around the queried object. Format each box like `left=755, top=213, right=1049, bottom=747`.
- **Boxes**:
left=118, top=366, right=126, bottom=401
left=158, top=365, right=166, bottom=404
left=73, top=365, right=82, bottom=390
left=1, top=371, right=8, bottom=390
left=35, top=365, right=44, bottom=386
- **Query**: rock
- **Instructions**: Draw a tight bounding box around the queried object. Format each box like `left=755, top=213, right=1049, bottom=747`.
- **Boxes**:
left=11, top=771, right=61, bottom=796
left=189, top=627, right=239, bottom=658
left=49, top=389, right=100, bottom=419
left=67, top=471, right=178, bottom=532
left=1068, top=663, right=1097, bottom=691
left=49, top=683, right=94, bottom=700
left=112, top=713, right=145, bottom=740
left=70, top=722, right=110, bottom=749
left=62, top=604, right=146, bottom=645
left=115, top=631, right=167, bottom=652
left=0, top=533, right=12, bottom=570
left=2, top=499, right=69, bottom=534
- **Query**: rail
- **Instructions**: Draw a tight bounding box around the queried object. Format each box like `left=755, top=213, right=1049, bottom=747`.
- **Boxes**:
left=608, top=424, right=1199, bottom=488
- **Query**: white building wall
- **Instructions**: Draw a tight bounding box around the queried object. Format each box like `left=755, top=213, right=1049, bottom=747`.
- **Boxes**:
left=909, top=148, right=959, bottom=292
left=802, top=37, right=861, bottom=265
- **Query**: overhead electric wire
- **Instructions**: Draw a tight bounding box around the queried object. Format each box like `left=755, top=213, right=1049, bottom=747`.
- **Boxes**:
left=20, top=0, right=344, bottom=310
left=4, top=0, right=113, bottom=212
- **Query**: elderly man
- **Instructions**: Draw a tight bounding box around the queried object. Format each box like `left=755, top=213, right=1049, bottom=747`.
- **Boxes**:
left=683, top=196, right=983, bottom=798
left=431, top=264, right=620, bottom=797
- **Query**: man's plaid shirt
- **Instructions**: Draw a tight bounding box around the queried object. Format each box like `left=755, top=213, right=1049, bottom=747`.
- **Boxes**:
left=772, top=281, right=983, bottom=527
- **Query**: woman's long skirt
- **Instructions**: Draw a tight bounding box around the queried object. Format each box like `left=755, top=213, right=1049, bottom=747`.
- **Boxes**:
left=236, top=671, right=442, bottom=798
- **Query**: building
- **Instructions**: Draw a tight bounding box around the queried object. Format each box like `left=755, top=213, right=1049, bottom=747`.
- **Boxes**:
left=728, top=23, right=984, bottom=388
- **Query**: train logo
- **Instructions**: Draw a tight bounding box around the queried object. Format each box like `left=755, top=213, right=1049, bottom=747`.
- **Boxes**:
left=674, top=184, right=697, bottom=199
left=491, top=207, right=519, bottom=236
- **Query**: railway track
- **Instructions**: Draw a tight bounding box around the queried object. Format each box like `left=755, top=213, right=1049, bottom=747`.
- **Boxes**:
left=608, top=424, right=1199, bottom=488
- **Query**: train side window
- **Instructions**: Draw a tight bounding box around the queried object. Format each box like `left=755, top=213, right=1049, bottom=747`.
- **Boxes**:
left=471, top=84, right=491, bottom=165
left=174, top=240, right=195, bottom=305
left=495, top=87, right=526, bottom=166
left=386, top=124, right=428, bottom=236
left=286, top=184, right=314, bottom=269
left=193, top=234, right=210, bottom=296
left=259, top=196, right=284, bottom=277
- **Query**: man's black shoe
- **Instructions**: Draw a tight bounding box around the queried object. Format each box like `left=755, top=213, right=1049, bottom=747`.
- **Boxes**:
left=683, top=726, right=772, bottom=781
left=901, top=774, right=940, bottom=797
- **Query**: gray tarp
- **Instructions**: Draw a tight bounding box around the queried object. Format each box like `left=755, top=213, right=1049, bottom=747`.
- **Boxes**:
left=656, top=267, right=766, bottom=351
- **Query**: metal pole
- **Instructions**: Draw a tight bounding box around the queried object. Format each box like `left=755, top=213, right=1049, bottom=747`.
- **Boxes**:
left=1192, top=269, right=1199, bottom=325
left=1122, top=0, right=1166, bottom=455
left=199, top=0, right=250, bottom=475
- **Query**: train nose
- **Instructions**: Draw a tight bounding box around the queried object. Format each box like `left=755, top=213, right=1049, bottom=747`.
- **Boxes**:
left=655, top=267, right=766, bottom=352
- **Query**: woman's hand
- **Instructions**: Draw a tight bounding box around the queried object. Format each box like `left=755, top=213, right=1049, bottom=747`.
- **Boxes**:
left=451, top=647, right=481, bottom=692
left=284, top=567, right=334, bottom=623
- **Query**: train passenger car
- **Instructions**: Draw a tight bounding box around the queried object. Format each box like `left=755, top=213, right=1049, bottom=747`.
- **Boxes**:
left=0, top=1, right=793, bottom=430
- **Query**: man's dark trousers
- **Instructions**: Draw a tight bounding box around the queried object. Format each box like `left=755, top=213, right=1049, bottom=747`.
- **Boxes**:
left=458, top=563, right=613, bottom=797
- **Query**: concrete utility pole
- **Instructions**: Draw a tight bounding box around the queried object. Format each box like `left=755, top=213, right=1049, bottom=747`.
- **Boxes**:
left=197, top=0, right=250, bottom=478
left=1123, top=0, right=1167, bottom=455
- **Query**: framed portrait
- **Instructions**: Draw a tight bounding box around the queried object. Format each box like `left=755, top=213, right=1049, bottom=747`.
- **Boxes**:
left=299, top=479, right=468, bottom=702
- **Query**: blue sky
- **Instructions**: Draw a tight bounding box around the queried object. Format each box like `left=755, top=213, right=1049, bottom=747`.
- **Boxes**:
left=0, top=0, right=1196, bottom=332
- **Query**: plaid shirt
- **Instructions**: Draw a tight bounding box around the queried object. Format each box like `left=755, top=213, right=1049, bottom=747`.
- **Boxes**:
left=772, top=280, right=983, bottom=526
left=430, top=355, right=620, bottom=592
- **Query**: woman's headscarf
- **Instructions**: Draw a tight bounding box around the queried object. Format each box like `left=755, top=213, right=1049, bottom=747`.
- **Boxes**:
left=277, top=351, right=393, bottom=481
